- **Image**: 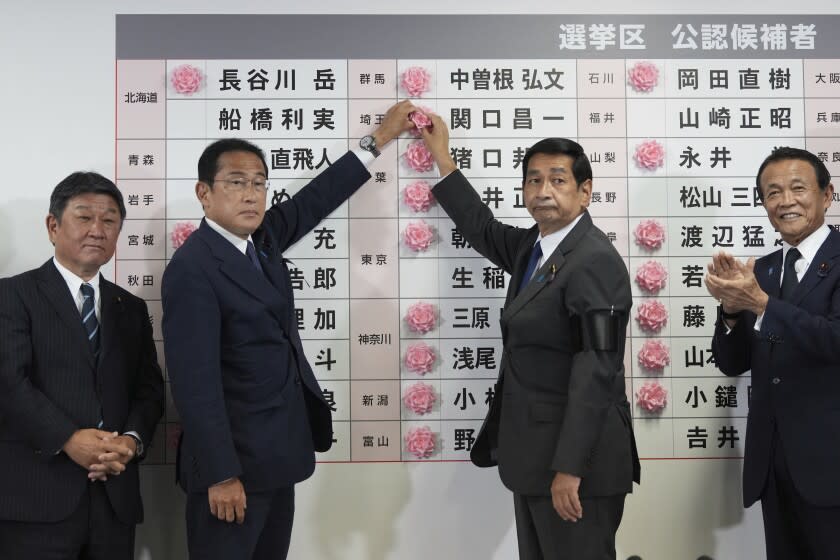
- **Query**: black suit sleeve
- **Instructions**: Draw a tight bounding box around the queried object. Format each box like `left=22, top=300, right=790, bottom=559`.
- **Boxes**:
left=262, top=151, right=371, bottom=251
left=122, top=298, right=165, bottom=455
left=432, top=170, right=529, bottom=274
left=551, top=249, right=632, bottom=477
left=162, top=258, right=242, bottom=485
left=711, top=311, right=754, bottom=377
left=0, top=278, right=78, bottom=455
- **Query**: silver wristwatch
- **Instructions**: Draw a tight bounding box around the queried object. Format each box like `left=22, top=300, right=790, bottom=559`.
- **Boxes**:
left=359, top=134, right=380, bottom=157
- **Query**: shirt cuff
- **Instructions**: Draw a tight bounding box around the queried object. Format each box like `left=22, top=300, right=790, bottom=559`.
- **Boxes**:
left=435, top=169, right=456, bottom=185
left=123, top=431, right=144, bottom=457
left=350, top=147, right=376, bottom=168
left=753, top=312, right=764, bottom=332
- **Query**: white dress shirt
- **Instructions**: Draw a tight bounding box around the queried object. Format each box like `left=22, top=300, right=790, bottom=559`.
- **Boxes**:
left=205, top=148, right=374, bottom=254
left=53, top=257, right=101, bottom=320
left=534, top=213, right=585, bottom=270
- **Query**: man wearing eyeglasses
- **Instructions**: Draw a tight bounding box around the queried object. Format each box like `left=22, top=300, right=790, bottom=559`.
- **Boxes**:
left=161, top=100, right=416, bottom=560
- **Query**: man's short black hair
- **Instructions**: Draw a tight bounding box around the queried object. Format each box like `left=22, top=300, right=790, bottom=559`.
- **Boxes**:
left=198, top=138, right=269, bottom=186
left=49, top=172, right=126, bottom=223
left=755, top=146, right=832, bottom=202
left=521, top=138, right=593, bottom=187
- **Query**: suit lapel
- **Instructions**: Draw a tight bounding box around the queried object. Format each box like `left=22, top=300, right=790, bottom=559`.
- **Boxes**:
left=36, top=260, right=95, bottom=369
left=198, top=221, right=287, bottom=325
left=760, top=250, right=783, bottom=300
left=505, top=228, right=539, bottom=306
left=791, top=229, right=840, bottom=305
left=502, top=212, right=592, bottom=321
left=98, top=279, right=123, bottom=366
left=252, top=228, right=294, bottom=333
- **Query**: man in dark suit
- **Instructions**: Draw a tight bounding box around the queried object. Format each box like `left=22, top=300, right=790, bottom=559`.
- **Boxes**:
left=421, top=117, right=639, bottom=559
left=161, top=100, right=415, bottom=560
left=706, top=147, right=840, bottom=560
left=0, top=172, right=164, bottom=558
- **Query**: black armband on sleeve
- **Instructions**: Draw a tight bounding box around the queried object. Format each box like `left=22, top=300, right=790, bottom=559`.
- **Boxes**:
left=570, top=308, right=626, bottom=352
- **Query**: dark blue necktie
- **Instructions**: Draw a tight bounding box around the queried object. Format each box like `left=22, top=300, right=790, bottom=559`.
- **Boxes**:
left=246, top=240, right=265, bottom=275
left=517, top=241, right=543, bottom=294
left=780, top=247, right=801, bottom=301
left=80, top=283, right=100, bottom=356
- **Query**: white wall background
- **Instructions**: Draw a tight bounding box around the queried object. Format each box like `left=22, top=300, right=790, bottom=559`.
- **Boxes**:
left=3, top=2, right=836, bottom=559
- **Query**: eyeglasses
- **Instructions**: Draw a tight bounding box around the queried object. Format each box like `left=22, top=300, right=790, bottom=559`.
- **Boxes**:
left=214, top=177, right=270, bottom=193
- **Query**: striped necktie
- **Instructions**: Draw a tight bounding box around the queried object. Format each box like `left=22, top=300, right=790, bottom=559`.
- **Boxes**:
left=80, top=283, right=100, bottom=356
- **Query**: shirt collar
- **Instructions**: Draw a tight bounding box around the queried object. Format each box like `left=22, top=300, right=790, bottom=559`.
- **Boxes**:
left=783, top=224, right=830, bottom=268
left=536, top=212, right=585, bottom=260
left=205, top=217, right=254, bottom=255
left=52, top=256, right=100, bottom=300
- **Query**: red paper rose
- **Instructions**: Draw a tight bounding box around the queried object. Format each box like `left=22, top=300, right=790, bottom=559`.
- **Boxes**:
left=628, top=61, right=659, bottom=93
left=402, top=382, right=436, bottom=415
left=171, top=64, right=203, bottom=94
left=405, top=302, right=437, bottom=334
left=634, top=219, right=666, bottom=250
left=400, top=66, right=432, bottom=97
left=403, top=141, right=435, bottom=173
left=404, top=342, right=436, bottom=374
left=636, top=299, right=668, bottom=333
left=635, top=260, right=668, bottom=293
left=636, top=381, right=668, bottom=412
left=638, top=339, right=670, bottom=371
left=404, top=425, right=436, bottom=459
left=171, top=221, right=197, bottom=250
left=634, top=140, right=665, bottom=171
left=403, top=180, right=435, bottom=213
left=403, top=220, right=435, bottom=251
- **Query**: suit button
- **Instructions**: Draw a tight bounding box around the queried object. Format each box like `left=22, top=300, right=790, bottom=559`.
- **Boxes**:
left=772, top=377, right=781, bottom=384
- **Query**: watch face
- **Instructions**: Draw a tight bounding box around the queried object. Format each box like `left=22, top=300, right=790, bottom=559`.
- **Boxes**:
left=360, top=135, right=375, bottom=151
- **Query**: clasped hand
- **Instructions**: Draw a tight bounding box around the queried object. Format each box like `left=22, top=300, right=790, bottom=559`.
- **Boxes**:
left=62, top=428, right=135, bottom=482
left=705, top=252, right=769, bottom=316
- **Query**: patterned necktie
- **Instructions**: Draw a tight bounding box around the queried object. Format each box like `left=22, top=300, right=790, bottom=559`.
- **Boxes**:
left=780, top=247, right=801, bottom=301
left=246, top=240, right=265, bottom=275
left=517, top=241, right=543, bottom=294
left=80, top=283, right=100, bottom=356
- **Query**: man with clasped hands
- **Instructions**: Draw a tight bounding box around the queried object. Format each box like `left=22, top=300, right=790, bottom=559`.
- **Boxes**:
left=0, top=171, right=164, bottom=558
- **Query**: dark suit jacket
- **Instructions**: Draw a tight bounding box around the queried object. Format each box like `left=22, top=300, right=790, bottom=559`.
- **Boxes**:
left=712, top=228, right=840, bottom=508
left=0, top=260, right=164, bottom=524
left=433, top=171, right=640, bottom=497
left=162, top=151, right=370, bottom=493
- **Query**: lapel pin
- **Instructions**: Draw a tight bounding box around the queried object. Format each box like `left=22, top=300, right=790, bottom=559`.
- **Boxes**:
left=818, top=262, right=830, bottom=277
left=549, top=264, right=557, bottom=282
